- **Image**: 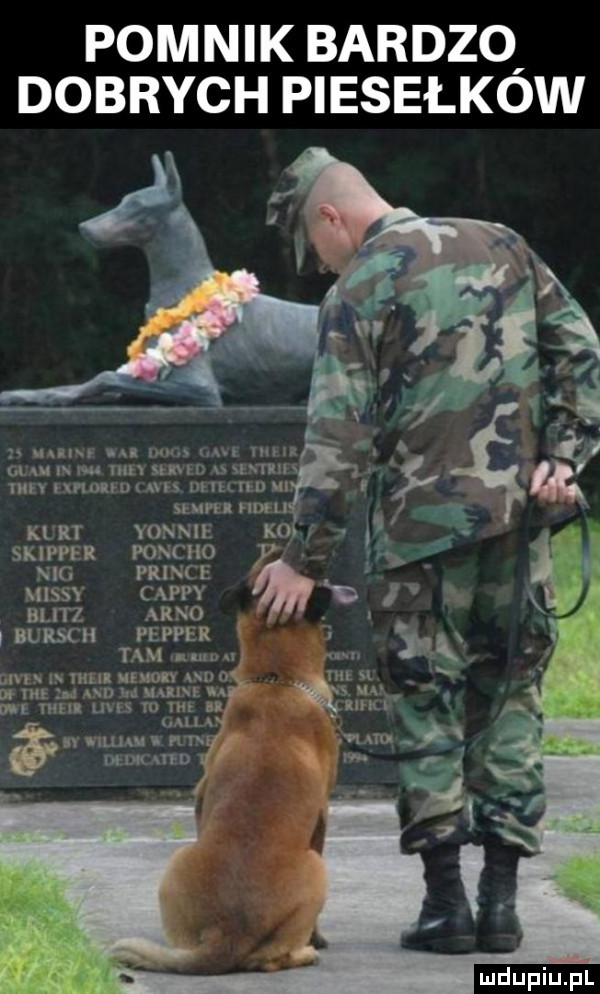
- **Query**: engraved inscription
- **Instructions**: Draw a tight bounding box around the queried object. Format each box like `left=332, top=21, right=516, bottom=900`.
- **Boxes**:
left=0, top=418, right=390, bottom=787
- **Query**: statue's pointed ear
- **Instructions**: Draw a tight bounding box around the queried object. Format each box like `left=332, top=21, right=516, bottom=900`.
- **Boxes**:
left=164, top=150, right=182, bottom=203
left=151, top=153, right=167, bottom=187
left=218, top=580, right=252, bottom=616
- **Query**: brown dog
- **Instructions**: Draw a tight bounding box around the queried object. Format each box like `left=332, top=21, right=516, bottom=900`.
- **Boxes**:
left=110, top=549, right=357, bottom=974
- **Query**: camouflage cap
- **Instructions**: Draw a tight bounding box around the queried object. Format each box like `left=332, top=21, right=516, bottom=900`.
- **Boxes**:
left=266, top=147, right=339, bottom=274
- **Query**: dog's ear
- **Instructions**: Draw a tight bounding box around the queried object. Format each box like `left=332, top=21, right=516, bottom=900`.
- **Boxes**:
left=328, top=585, right=359, bottom=607
left=304, top=583, right=359, bottom=622
left=304, top=585, right=333, bottom=622
left=218, top=580, right=253, bottom=616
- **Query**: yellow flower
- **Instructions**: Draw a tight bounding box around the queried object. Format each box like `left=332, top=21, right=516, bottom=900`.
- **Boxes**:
left=124, top=270, right=260, bottom=364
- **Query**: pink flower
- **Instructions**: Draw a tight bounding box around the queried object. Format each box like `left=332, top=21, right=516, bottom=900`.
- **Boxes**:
left=197, top=298, right=237, bottom=339
left=196, top=313, right=222, bottom=339
left=229, top=269, right=260, bottom=302
left=159, top=323, right=203, bottom=365
left=127, top=354, right=161, bottom=381
left=208, top=297, right=238, bottom=327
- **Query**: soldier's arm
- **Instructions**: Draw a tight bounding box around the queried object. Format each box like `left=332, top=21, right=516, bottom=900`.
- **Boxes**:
left=531, top=250, right=600, bottom=474
left=280, top=292, right=379, bottom=580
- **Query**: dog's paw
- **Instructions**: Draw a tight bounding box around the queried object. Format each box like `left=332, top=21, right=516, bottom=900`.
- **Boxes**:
left=264, top=946, right=320, bottom=970
left=109, top=939, right=150, bottom=970
left=302, top=945, right=320, bottom=967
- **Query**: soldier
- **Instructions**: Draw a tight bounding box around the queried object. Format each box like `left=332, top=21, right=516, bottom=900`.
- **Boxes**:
left=254, top=147, right=600, bottom=954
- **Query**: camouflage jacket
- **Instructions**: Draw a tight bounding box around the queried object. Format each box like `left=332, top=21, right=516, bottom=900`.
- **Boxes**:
left=281, top=208, right=600, bottom=583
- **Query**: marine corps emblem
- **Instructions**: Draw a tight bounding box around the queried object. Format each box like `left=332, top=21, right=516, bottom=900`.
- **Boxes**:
left=9, top=723, right=59, bottom=777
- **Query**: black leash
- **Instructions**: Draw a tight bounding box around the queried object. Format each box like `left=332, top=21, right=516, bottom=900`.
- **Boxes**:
left=336, top=493, right=591, bottom=763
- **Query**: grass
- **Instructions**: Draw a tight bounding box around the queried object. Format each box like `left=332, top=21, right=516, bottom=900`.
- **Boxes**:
left=538, top=520, right=600, bottom=918
left=167, top=819, right=188, bottom=839
left=0, top=830, right=68, bottom=844
left=98, top=827, right=130, bottom=843
left=542, top=517, right=600, bottom=718
left=542, top=734, right=600, bottom=756
left=546, top=808, right=600, bottom=833
left=154, top=819, right=189, bottom=841
left=0, top=859, right=122, bottom=994
left=0, top=822, right=191, bottom=844
left=554, top=852, right=600, bottom=917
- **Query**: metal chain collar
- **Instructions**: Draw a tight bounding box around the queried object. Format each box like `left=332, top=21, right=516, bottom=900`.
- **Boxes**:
left=234, top=673, right=341, bottom=729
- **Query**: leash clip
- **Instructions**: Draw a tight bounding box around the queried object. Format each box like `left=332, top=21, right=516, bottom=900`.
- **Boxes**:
left=325, top=702, right=343, bottom=730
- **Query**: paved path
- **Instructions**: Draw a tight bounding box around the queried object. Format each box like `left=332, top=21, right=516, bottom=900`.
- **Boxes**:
left=1, top=750, right=599, bottom=993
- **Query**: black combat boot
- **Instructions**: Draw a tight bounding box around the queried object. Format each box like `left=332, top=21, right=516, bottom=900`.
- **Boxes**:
left=401, top=844, right=476, bottom=954
left=476, top=838, right=523, bottom=953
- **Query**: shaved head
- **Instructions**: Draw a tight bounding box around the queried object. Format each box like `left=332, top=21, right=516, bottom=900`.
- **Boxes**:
left=303, top=162, right=385, bottom=227
left=299, top=161, right=394, bottom=274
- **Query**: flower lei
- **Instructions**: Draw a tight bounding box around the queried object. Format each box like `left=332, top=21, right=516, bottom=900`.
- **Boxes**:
left=118, top=269, right=260, bottom=382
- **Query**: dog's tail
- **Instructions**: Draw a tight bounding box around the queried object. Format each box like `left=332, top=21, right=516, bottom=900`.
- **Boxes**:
left=110, top=928, right=253, bottom=975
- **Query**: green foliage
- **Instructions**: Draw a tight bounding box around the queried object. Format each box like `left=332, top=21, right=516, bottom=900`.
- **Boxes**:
left=543, top=518, right=600, bottom=718
left=543, top=735, right=600, bottom=756
left=0, top=130, right=141, bottom=387
left=98, top=827, right=130, bottom=843
left=554, top=853, right=600, bottom=917
left=153, top=819, right=189, bottom=841
left=0, top=830, right=68, bottom=843
left=547, top=809, right=600, bottom=833
left=168, top=819, right=187, bottom=840
left=0, top=859, right=122, bottom=994
left=580, top=454, right=600, bottom=514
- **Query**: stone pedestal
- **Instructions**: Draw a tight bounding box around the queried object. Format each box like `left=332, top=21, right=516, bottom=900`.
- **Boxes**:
left=0, top=408, right=396, bottom=790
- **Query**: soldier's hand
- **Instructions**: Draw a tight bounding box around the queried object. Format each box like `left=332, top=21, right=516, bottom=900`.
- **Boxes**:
left=253, top=559, right=316, bottom=628
left=529, top=458, right=577, bottom=506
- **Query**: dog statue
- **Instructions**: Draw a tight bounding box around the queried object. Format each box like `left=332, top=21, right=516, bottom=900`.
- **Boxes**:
left=110, top=549, right=357, bottom=974
left=0, top=152, right=318, bottom=407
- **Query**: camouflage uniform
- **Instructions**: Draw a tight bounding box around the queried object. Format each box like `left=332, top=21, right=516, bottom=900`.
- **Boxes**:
left=369, top=528, right=556, bottom=855
left=267, top=151, right=600, bottom=856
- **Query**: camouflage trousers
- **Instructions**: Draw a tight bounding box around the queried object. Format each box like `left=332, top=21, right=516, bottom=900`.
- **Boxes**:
left=368, top=528, right=558, bottom=857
